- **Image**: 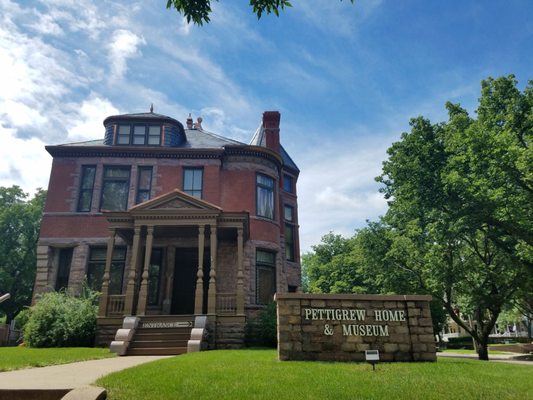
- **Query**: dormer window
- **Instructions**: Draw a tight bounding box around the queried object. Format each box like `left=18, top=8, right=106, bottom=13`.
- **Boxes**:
left=116, top=124, right=162, bottom=146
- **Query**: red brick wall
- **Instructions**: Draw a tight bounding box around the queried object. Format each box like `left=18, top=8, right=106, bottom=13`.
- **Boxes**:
left=40, top=215, right=109, bottom=238
left=203, top=165, right=221, bottom=205
left=156, top=165, right=180, bottom=194
left=44, top=159, right=76, bottom=212
left=40, top=152, right=291, bottom=245
left=220, top=169, right=256, bottom=212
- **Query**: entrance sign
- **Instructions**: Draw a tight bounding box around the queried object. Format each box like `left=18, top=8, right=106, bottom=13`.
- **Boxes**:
left=275, top=293, right=436, bottom=362
left=140, top=320, right=193, bottom=329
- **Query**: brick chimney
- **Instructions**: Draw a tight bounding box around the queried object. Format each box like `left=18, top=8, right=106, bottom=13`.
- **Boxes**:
left=262, top=111, right=280, bottom=153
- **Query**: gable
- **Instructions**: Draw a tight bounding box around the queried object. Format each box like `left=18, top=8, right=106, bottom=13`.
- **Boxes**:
left=129, top=189, right=222, bottom=213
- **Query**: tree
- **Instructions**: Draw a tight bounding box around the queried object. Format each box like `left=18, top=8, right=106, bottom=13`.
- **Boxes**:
left=303, top=225, right=448, bottom=340
left=511, top=271, right=533, bottom=340
left=166, top=0, right=354, bottom=25
left=375, top=76, right=531, bottom=360
left=302, top=232, right=365, bottom=294
left=0, top=186, right=46, bottom=324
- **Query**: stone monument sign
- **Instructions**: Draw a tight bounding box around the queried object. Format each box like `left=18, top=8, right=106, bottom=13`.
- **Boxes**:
left=276, top=293, right=436, bottom=362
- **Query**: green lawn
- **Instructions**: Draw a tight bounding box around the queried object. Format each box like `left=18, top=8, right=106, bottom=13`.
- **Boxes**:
left=0, top=347, right=115, bottom=371
left=98, top=349, right=533, bottom=400
left=442, top=349, right=516, bottom=355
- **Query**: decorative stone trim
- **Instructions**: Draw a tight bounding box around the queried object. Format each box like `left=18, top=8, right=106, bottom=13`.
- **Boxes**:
left=187, top=315, right=209, bottom=352
left=110, top=316, right=140, bottom=356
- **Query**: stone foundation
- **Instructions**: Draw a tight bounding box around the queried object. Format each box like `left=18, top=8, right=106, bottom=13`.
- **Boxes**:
left=276, top=293, right=436, bottom=362
left=215, top=315, right=246, bottom=349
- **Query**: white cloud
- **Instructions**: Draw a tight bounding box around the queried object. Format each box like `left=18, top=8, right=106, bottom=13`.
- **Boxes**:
left=296, top=135, right=390, bottom=251
left=67, top=95, right=120, bottom=141
left=0, top=125, right=51, bottom=193
left=0, top=2, right=87, bottom=141
left=178, top=17, right=192, bottom=35
left=293, top=0, right=383, bottom=38
left=108, top=29, right=146, bottom=80
left=28, top=12, right=64, bottom=36
left=1, top=100, right=48, bottom=128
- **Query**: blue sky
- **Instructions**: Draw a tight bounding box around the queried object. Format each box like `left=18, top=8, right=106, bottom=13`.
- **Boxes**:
left=0, top=0, right=531, bottom=251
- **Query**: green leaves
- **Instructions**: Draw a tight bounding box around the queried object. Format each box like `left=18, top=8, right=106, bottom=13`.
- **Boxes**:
left=23, top=290, right=98, bottom=347
left=166, top=0, right=215, bottom=25
left=165, top=0, right=354, bottom=25
left=250, top=0, right=292, bottom=19
left=375, top=75, right=532, bottom=359
left=306, top=75, right=531, bottom=360
left=0, top=187, right=46, bottom=323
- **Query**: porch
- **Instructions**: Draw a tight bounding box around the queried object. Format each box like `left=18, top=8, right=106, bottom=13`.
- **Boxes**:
left=96, top=190, right=249, bottom=321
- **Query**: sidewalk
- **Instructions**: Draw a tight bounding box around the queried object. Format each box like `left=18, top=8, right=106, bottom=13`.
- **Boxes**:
left=437, top=351, right=533, bottom=365
left=0, top=355, right=170, bottom=390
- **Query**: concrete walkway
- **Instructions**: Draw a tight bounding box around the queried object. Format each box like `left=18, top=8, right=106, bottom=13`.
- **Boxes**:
left=0, top=355, right=170, bottom=390
left=437, top=351, right=533, bottom=365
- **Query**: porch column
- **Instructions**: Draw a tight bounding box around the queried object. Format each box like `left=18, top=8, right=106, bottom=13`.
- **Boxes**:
left=162, top=245, right=175, bottom=314
left=236, top=227, right=245, bottom=315
left=98, top=228, right=116, bottom=317
left=194, top=225, right=205, bottom=314
left=137, top=225, right=154, bottom=316
left=124, top=226, right=142, bottom=315
left=207, top=225, right=217, bottom=314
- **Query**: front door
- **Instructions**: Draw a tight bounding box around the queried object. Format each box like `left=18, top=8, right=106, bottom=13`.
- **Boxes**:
left=171, top=248, right=198, bottom=314
left=172, top=248, right=209, bottom=314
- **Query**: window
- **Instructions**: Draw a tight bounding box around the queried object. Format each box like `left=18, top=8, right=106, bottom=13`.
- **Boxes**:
left=136, top=166, right=152, bottom=204
left=183, top=168, right=203, bottom=198
left=283, top=174, right=293, bottom=193
left=77, top=165, right=96, bottom=212
left=284, top=205, right=295, bottom=261
left=256, top=250, right=276, bottom=305
left=133, top=125, right=145, bottom=145
left=100, top=166, right=131, bottom=211
left=87, top=247, right=126, bottom=295
left=256, top=174, right=274, bottom=220
left=117, top=125, right=130, bottom=144
left=55, top=248, right=73, bottom=291
left=148, top=248, right=163, bottom=306
left=115, top=124, right=161, bottom=146
left=148, top=126, right=161, bottom=145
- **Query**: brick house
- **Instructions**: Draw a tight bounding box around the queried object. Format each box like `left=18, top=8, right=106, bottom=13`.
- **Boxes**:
left=33, top=109, right=300, bottom=354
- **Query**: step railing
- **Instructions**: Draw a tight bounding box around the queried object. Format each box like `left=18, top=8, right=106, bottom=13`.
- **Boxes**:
left=216, top=292, right=236, bottom=315
left=107, top=295, right=125, bottom=317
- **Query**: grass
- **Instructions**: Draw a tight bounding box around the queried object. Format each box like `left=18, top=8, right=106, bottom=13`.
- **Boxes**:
left=442, top=349, right=516, bottom=355
left=0, top=347, right=115, bottom=371
left=98, top=349, right=533, bottom=400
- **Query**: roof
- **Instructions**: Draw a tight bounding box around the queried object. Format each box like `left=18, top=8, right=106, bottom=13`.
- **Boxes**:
left=58, top=128, right=244, bottom=149
left=250, top=125, right=299, bottom=173
left=103, top=111, right=182, bottom=127
left=249, top=125, right=266, bottom=147
left=53, top=116, right=298, bottom=172
left=280, top=146, right=299, bottom=173
left=183, top=128, right=245, bottom=148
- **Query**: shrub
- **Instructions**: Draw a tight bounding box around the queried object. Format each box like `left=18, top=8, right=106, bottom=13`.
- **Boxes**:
left=23, top=289, right=98, bottom=348
left=14, top=308, right=31, bottom=331
left=246, top=302, right=277, bottom=348
left=446, top=336, right=474, bottom=349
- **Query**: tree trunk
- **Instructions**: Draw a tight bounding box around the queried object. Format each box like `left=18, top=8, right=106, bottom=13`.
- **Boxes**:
left=476, top=342, right=489, bottom=361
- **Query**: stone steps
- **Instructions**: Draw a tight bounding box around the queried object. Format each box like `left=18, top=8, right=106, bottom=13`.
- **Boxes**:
left=125, top=316, right=194, bottom=356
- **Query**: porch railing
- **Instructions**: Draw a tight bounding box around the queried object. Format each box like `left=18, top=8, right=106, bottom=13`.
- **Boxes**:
left=217, top=293, right=236, bottom=315
left=107, top=295, right=126, bottom=317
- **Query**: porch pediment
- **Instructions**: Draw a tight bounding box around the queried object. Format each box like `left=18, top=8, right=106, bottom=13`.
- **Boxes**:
left=129, top=189, right=222, bottom=213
